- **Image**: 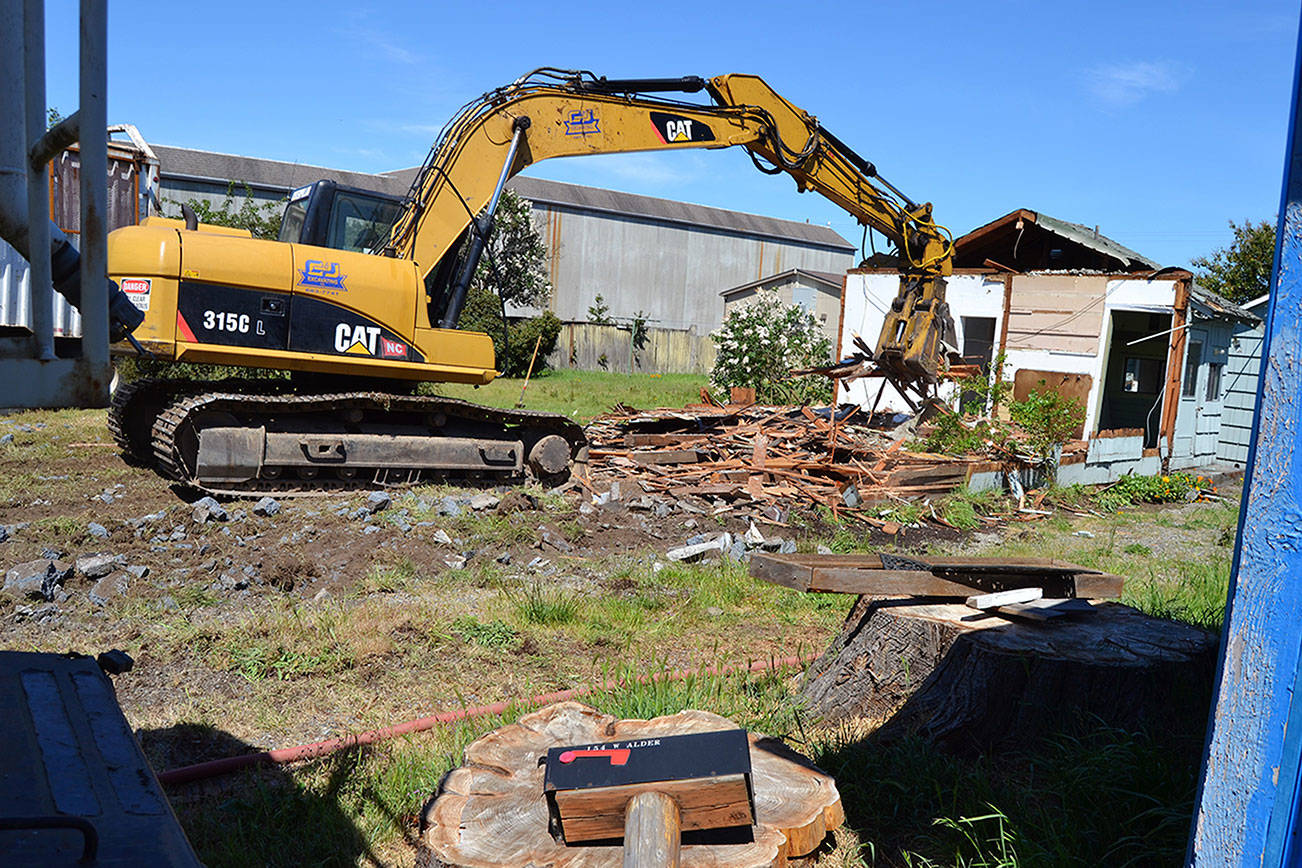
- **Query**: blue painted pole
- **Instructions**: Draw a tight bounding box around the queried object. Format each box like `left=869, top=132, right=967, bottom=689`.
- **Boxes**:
left=1189, top=14, right=1302, bottom=866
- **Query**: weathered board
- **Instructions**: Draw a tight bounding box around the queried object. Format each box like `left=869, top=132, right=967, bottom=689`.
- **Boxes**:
left=750, top=552, right=1124, bottom=599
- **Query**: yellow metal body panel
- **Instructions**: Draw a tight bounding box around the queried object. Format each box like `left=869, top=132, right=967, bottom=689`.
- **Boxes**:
left=181, top=232, right=293, bottom=293
left=107, top=224, right=498, bottom=382
left=289, top=242, right=421, bottom=333
left=170, top=343, right=496, bottom=384
left=107, top=225, right=180, bottom=352
left=140, top=216, right=252, bottom=237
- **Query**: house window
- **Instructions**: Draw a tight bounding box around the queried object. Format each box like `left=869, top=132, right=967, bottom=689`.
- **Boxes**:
left=1183, top=342, right=1203, bottom=397
left=1122, top=358, right=1163, bottom=393
left=1206, top=362, right=1223, bottom=401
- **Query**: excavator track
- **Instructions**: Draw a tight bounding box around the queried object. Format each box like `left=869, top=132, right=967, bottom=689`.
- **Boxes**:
left=116, top=379, right=588, bottom=497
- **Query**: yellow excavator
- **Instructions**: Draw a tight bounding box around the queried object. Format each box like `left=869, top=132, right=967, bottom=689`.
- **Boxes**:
left=103, top=69, right=956, bottom=495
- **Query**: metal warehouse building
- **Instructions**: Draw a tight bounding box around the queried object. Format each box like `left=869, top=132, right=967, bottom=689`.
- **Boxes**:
left=155, top=144, right=856, bottom=332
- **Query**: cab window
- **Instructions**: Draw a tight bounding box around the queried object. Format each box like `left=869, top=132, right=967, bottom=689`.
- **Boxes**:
left=327, top=192, right=401, bottom=254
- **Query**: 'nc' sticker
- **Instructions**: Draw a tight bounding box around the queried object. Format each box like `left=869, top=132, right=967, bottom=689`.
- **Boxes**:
left=299, top=260, right=347, bottom=291
left=565, top=109, right=601, bottom=136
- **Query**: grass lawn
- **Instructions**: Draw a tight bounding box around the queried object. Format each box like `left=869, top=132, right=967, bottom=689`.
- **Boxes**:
left=0, top=401, right=1237, bottom=866
left=430, top=369, right=709, bottom=421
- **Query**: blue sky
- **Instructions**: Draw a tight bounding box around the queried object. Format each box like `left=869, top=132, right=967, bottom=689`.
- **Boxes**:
left=42, top=0, right=1300, bottom=268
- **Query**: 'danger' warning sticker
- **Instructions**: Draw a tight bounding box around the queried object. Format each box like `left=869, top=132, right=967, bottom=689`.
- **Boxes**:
left=120, top=277, right=151, bottom=311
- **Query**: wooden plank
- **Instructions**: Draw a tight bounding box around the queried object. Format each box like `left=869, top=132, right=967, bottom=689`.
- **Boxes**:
left=632, top=450, right=705, bottom=466
left=809, top=568, right=982, bottom=596
left=994, top=598, right=1095, bottom=621
left=748, top=554, right=814, bottom=590
left=625, top=433, right=709, bottom=448
left=555, top=774, right=751, bottom=843
left=1072, top=572, right=1125, bottom=599
left=967, top=587, right=1044, bottom=610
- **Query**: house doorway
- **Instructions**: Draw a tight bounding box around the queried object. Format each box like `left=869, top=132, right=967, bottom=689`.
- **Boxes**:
left=1098, top=310, right=1172, bottom=447
left=959, top=316, right=996, bottom=412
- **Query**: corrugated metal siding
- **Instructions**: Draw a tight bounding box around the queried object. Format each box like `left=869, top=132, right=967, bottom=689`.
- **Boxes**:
left=1218, top=319, right=1264, bottom=464
left=534, top=202, right=853, bottom=331
left=1, top=148, right=144, bottom=337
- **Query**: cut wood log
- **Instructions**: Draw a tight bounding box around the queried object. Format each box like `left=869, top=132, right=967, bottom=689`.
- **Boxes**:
left=421, top=702, right=842, bottom=868
left=800, top=600, right=1218, bottom=752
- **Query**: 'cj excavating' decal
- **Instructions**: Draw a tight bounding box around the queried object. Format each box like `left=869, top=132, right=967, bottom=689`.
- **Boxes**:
left=564, top=109, right=600, bottom=136
left=297, top=259, right=347, bottom=295
left=649, top=111, right=715, bottom=143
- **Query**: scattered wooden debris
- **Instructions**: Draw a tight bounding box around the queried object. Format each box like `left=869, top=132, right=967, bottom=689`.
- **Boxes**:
left=585, top=404, right=1002, bottom=526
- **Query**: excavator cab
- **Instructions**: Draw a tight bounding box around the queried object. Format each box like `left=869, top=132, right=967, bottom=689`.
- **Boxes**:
left=278, top=180, right=403, bottom=255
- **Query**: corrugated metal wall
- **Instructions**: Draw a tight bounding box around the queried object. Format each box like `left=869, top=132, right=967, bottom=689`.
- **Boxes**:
left=545, top=322, right=716, bottom=374
left=1, top=146, right=144, bottom=336
left=533, top=202, right=854, bottom=332
left=1218, top=315, right=1265, bottom=465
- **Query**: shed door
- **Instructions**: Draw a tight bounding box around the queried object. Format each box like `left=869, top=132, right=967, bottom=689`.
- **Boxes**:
left=1174, top=328, right=1207, bottom=460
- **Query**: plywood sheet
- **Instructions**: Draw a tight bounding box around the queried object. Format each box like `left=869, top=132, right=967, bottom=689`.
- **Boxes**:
left=1005, top=275, right=1106, bottom=354
left=1013, top=370, right=1092, bottom=438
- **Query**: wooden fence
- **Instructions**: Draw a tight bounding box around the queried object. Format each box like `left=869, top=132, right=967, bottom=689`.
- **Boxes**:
left=545, top=322, right=717, bottom=375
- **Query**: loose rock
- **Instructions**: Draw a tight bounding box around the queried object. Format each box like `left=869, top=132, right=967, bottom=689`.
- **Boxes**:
left=75, top=553, right=126, bottom=580
left=469, top=493, right=500, bottom=511
left=366, top=490, right=392, bottom=514
left=87, top=522, right=109, bottom=539
left=89, top=573, right=130, bottom=607
left=191, top=496, right=228, bottom=523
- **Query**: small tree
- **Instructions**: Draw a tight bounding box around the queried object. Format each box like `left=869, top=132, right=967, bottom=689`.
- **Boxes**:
left=1009, top=383, right=1085, bottom=460
left=587, top=294, right=613, bottom=325
left=169, top=182, right=284, bottom=240
left=1191, top=218, right=1276, bottom=303
left=457, top=189, right=556, bottom=377
left=472, top=189, right=550, bottom=309
left=710, top=292, right=832, bottom=405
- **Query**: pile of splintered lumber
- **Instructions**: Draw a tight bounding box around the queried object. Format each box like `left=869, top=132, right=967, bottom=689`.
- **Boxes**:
left=584, top=403, right=993, bottom=520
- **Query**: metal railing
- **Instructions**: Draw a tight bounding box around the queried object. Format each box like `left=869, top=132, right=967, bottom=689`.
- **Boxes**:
left=0, top=0, right=112, bottom=407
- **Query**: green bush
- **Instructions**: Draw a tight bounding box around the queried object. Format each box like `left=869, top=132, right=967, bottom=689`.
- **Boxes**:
left=1095, top=472, right=1214, bottom=512
left=1009, top=383, right=1085, bottom=459
left=458, top=287, right=561, bottom=377
left=922, top=412, right=993, bottom=455
left=710, top=291, right=832, bottom=405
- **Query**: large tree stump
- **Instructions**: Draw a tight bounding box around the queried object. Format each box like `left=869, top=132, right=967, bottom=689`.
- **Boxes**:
left=800, top=600, right=1218, bottom=752
left=421, top=701, right=843, bottom=867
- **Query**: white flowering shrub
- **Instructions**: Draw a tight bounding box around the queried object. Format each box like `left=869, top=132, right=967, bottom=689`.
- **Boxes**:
left=710, top=291, right=833, bottom=405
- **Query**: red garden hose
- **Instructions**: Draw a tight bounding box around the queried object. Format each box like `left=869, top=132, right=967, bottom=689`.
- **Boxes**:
left=157, top=653, right=818, bottom=786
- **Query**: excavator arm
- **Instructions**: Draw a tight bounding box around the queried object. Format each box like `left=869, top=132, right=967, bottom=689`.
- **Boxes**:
left=388, top=69, right=957, bottom=397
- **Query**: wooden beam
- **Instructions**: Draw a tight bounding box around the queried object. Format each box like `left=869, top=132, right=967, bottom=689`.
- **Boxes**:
left=1160, top=277, right=1191, bottom=469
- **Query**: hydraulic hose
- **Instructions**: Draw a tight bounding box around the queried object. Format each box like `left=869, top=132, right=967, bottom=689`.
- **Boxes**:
left=49, top=221, right=144, bottom=342
left=156, top=653, right=817, bottom=786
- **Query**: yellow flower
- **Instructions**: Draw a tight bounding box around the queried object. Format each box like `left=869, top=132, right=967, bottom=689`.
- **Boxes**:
left=1162, top=476, right=1170, bottom=482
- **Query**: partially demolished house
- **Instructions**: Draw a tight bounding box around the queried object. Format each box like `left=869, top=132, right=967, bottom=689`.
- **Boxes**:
left=839, top=209, right=1260, bottom=480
